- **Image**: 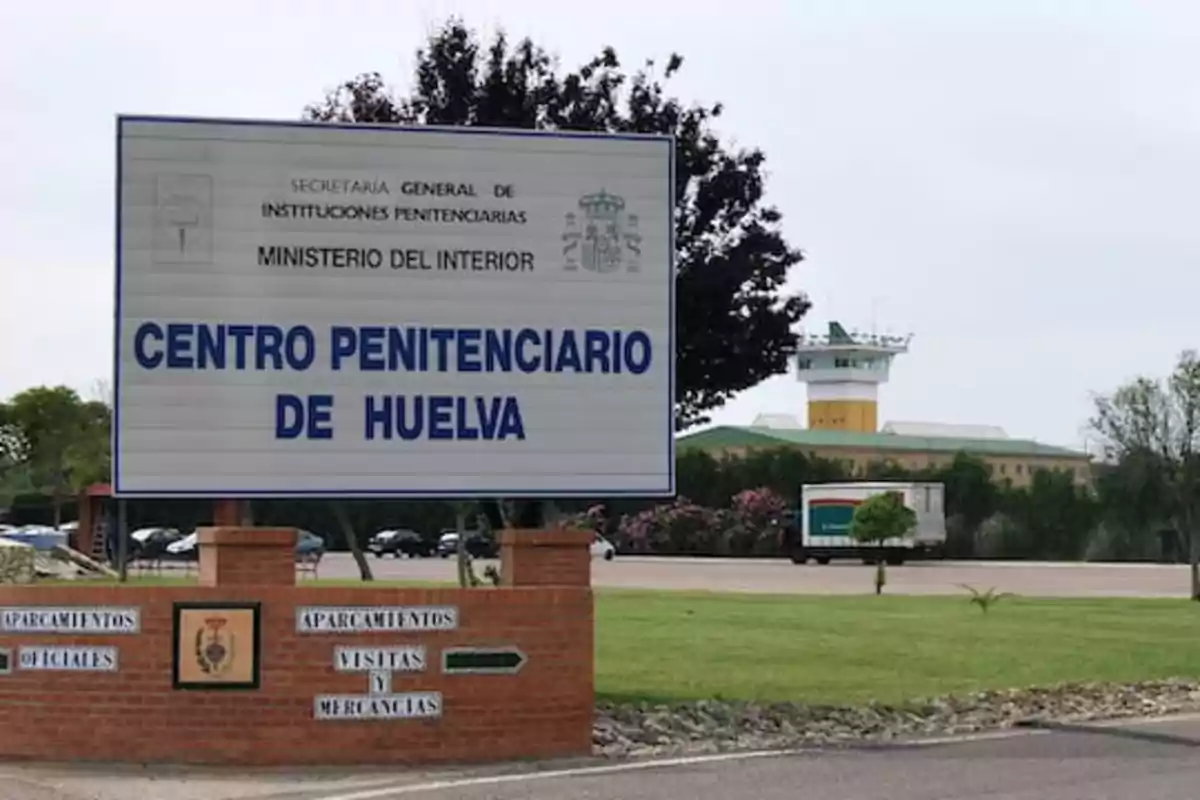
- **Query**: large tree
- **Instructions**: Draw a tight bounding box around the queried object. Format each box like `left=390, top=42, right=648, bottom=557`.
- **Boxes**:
left=1090, top=452, right=1173, bottom=561
left=1091, top=350, right=1200, bottom=599
left=305, top=19, right=809, bottom=432
left=998, top=468, right=1099, bottom=561
left=0, top=386, right=110, bottom=527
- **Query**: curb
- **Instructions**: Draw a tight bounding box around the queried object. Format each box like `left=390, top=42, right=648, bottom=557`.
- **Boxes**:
left=1015, top=717, right=1200, bottom=748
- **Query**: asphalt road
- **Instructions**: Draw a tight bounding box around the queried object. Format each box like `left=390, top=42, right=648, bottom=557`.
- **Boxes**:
left=7, top=717, right=1200, bottom=800
left=364, top=724, right=1200, bottom=800
left=304, top=553, right=1193, bottom=597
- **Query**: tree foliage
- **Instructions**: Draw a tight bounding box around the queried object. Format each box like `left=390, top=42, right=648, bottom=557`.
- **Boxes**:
left=1086, top=454, right=1172, bottom=561
left=937, top=452, right=999, bottom=535
left=1091, top=350, right=1200, bottom=598
left=304, top=18, right=809, bottom=430
left=0, top=386, right=110, bottom=525
left=850, top=491, right=917, bottom=546
left=998, top=468, right=1099, bottom=561
left=850, top=490, right=916, bottom=595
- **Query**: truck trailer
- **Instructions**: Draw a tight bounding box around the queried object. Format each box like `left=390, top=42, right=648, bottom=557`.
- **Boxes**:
left=786, top=481, right=947, bottom=565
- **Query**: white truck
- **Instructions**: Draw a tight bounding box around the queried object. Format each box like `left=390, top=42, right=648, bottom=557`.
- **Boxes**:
left=786, top=481, right=947, bottom=565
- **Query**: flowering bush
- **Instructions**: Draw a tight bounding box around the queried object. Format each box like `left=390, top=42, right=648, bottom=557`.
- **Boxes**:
left=611, top=487, right=789, bottom=556
left=728, top=487, right=789, bottom=556
left=732, top=487, right=788, bottom=521
left=615, top=497, right=729, bottom=555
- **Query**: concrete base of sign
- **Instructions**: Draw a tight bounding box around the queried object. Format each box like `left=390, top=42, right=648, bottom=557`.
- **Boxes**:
left=0, top=527, right=594, bottom=766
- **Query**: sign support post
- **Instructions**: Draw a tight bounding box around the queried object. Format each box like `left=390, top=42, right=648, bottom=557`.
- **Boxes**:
left=213, top=499, right=251, bottom=527
left=116, top=497, right=128, bottom=583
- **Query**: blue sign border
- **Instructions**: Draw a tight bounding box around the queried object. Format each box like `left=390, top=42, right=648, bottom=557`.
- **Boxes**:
left=112, top=114, right=676, bottom=499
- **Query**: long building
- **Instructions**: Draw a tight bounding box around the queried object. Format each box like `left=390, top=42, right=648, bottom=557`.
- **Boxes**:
left=676, top=321, right=1092, bottom=486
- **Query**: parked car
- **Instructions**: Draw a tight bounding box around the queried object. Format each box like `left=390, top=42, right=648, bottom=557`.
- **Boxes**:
left=0, top=525, right=66, bottom=551
left=165, top=529, right=326, bottom=562
left=128, top=527, right=184, bottom=562
left=368, top=528, right=431, bottom=558
left=295, top=530, right=326, bottom=564
left=164, top=531, right=198, bottom=560
left=591, top=534, right=616, bottom=561
left=436, top=528, right=498, bottom=559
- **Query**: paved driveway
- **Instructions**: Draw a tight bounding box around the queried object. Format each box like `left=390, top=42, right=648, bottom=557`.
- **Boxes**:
left=382, top=730, right=1200, bottom=800
left=298, top=553, right=1193, bottom=597
left=7, top=716, right=1200, bottom=800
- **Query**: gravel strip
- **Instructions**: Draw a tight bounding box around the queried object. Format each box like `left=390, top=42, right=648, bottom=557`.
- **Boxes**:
left=593, top=679, right=1200, bottom=758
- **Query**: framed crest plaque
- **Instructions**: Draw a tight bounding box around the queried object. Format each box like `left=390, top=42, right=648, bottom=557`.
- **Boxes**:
left=171, top=601, right=261, bottom=690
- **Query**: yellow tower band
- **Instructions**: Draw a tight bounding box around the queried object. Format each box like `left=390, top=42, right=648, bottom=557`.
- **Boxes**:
left=807, top=400, right=878, bottom=433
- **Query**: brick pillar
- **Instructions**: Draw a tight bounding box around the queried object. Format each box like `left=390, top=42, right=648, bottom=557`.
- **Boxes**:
left=75, top=492, right=94, bottom=555
left=197, top=527, right=297, bottom=587
left=499, top=528, right=592, bottom=587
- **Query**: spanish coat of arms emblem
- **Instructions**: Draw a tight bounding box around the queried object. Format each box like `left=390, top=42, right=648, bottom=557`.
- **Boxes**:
left=562, top=189, right=643, bottom=273
left=195, top=616, right=234, bottom=676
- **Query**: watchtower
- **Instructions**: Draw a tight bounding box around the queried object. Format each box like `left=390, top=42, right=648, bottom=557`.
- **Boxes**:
left=795, top=321, right=912, bottom=433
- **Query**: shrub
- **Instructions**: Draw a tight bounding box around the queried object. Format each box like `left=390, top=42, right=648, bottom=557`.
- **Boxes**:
left=727, top=487, right=788, bottom=556
left=615, top=498, right=727, bottom=555
left=612, top=487, right=788, bottom=557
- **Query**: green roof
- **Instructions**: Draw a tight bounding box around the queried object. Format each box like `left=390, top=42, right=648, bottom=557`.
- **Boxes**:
left=676, top=425, right=1089, bottom=460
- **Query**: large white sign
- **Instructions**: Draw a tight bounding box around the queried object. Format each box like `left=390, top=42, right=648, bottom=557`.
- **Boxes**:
left=114, top=115, right=675, bottom=497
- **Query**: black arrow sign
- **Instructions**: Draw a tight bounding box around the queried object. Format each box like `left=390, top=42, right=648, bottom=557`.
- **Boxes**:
left=442, top=647, right=526, bottom=675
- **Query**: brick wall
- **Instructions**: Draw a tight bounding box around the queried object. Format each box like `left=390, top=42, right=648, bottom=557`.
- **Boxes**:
left=0, top=528, right=595, bottom=767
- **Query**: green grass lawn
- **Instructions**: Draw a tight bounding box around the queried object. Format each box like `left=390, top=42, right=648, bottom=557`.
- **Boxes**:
left=595, top=591, right=1200, bottom=705
left=39, top=576, right=1200, bottom=706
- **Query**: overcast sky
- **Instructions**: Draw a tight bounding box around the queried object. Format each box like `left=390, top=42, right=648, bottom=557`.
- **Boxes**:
left=3, top=0, right=1196, bottom=452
